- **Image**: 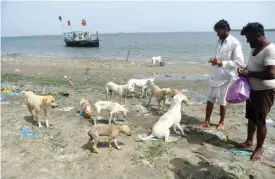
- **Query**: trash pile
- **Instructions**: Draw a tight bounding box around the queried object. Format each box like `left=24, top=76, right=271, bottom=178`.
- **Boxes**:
left=1, top=88, right=20, bottom=101
left=136, top=104, right=151, bottom=116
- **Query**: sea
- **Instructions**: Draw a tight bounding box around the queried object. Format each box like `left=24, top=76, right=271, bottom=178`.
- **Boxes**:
left=2, top=31, right=275, bottom=64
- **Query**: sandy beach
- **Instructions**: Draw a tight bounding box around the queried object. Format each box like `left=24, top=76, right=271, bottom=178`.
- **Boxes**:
left=1, top=54, right=275, bottom=179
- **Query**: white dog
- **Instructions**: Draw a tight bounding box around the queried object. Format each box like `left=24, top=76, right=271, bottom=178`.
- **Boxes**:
left=94, top=101, right=129, bottom=125
left=105, top=82, right=134, bottom=108
left=138, top=93, right=188, bottom=142
left=151, top=56, right=161, bottom=66
left=127, top=78, right=155, bottom=98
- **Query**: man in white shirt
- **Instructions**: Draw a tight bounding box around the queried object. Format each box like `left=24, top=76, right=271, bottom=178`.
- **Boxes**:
left=198, top=19, right=244, bottom=130
left=238, top=22, right=275, bottom=161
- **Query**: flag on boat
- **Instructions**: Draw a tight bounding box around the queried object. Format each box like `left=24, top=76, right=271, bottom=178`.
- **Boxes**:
left=81, top=19, right=87, bottom=26
left=59, top=16, right=62, bottom=21
left=67, top=20, right=71, bottom=26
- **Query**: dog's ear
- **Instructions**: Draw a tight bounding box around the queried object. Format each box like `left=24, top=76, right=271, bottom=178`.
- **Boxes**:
left=43, top=96, right=52, bottom=104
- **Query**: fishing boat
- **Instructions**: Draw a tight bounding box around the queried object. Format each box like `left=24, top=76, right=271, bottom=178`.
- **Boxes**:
left=59, top=16, right=100, bottom=47
left=63, top=31, right=99, bottom=47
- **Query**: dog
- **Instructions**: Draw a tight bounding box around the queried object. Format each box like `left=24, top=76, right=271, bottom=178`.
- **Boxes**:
left=80, top=99, right=93, bottom=119
left=151, top=56, right=162, bottom=66
left=94, top=100, right=129, bottom=125
left=22, top=91, right=58, bottom=128
left=127, top=78, right=155, bottom=98
left=138, top=93, right=188, bottom=142
left=105, top=82, right=135, bottom=108
left=87, top=124, right=131, bottom=153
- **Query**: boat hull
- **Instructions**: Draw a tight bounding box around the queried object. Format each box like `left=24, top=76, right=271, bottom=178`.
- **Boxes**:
left=64, top=39, right=99, bottom=47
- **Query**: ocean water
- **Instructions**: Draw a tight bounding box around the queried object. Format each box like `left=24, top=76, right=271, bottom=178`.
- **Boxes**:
left=2, top=31, right=275, bottom=64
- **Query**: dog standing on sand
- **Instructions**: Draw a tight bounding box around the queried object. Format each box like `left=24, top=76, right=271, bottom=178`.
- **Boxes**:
left=87, top=124, right=131, bottom=153
left=21, top=91, right=58, bottom=128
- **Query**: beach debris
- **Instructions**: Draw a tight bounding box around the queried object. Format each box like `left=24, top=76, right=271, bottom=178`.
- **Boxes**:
left=223, top=150, right=252, bottom=156
left=180, top=88, right=188, bottom=93
left=76, top=111, right=84, bottom=117
left=1, top=95, right=9, bottom=101
left=188, top=101, right=203, bottom=105
left=20, top=128, right=36, bottom=138
left=58, top=92, right=70, bottom=97
left=136, top=104, right=151, bottom=116
left=184, top=125, right=228, bottom=141
left=266, top=118, right=273, bottom=124
left=14, top=68, right=20, bottom=73
left=203, top=129, right=228, bottom=141
left=1, top=101, right=11, bottom=105
left=1, top=88, right=12, bottom=94
left=56, top=107, right=74, bottom=112
left=263, top=146, right=275, bottom=157
left=68, top=80, right=74, bottom=87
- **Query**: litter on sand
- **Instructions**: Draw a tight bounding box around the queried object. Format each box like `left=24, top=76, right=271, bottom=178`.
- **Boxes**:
left=76, top=112, right=84, bottom=117
left=56, top=107, right=74, bottom=112
left=20, top=128, right=36, bottom=138
left=223, top=150, right=252, bottom=156
left=266, top=118, right=273, bottom=124
left=136, top=105, right=151, bottom=116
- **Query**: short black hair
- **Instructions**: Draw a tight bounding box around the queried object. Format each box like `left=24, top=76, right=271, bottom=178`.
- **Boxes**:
left=214, top=19, right=231, bottom=31
left=240, top=22, right=265, bottom=36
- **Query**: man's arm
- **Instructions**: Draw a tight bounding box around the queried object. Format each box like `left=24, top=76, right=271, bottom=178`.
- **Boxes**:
left=221, top=42, right=245, bottom=69
left=239, top=48, right=275, bottom=80
left=247, top=65, right=275, bottom=80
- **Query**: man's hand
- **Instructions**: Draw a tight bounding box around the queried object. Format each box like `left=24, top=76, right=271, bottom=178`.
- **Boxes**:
left=210, top=58, right=222, bottom=67
left=238, top=67, right=249, bottom=77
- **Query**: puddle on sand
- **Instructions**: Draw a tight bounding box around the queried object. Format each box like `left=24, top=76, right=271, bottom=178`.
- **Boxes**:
left=134, top=73, right=208, bottom=81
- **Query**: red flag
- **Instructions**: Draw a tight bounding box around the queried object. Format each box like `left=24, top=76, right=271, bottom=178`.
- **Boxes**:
left=81, top=19, right=87, bottom=26
left=67, top=20, right=71, bottom=26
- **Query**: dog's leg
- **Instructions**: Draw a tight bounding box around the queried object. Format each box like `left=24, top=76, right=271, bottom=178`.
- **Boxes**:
left=93, top=134, right=100, bottom=153
left=108, top=113, right=113, bottom=124
left=106, top=88, right=109, bottom=100
left=109, top=91, right=113, bottom=100
left=148, top=95, right=153, bottom=108
left=113, top=138, right=121, bottom=150
left=157, top=101, right=161, bottom=115
left=108, top=136, right=114, bottom=153
left=144, top=87, right=148, bottom=98
left=173, top=124, right=180, bottom=135
left=36, top=110, right=42, bottom=128
left=92, top=117, right=97, bottom=125
left=176, top=123, right=186, bottom=137
left=43, top=109, right=50, bottom=128
left=27, top=104, right=32, bottom=116
left=164, top=131, right=170, bottom=142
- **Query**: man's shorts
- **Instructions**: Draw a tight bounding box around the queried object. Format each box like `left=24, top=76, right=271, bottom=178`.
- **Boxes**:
left=207, top=81, right=231, bottom=106
left=246, top=88, right=275, bottom=126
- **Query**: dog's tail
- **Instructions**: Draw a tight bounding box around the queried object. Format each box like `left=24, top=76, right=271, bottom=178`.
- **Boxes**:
left=138, top=134, right=157, bottom=141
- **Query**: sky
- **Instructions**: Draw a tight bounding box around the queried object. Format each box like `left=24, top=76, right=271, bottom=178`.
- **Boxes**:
left=1, top=0, right=275, bottom=37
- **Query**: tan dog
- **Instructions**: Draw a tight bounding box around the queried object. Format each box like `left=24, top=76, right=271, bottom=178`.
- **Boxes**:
left=22, top=91, right=58, bottom=128
left=87, top=124, right=131, bottom=153
left=80, top=99, right=93, bottom=119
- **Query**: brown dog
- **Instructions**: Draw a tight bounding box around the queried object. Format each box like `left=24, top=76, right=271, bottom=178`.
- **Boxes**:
left=80, top=99, right=93, bottom=119
left=22, top=91, right=58, bottom=128
left=87, top=124, right=131, bottom=153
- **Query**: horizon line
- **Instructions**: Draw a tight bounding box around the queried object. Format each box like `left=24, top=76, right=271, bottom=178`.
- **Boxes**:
left=2, top=28, right=275, bottom=38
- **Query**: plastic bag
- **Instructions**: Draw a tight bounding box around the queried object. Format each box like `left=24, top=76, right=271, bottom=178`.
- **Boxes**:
left=226, top=77, right=250, bottom=104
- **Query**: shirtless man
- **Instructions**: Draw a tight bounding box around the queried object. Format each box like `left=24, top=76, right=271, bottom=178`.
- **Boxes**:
left=198, top=19, right=244, bottom=130
left=238, top=22, right=275, bottom=160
